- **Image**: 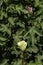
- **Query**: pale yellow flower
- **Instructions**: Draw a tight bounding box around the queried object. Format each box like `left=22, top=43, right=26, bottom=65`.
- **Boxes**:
left=17, top=41, right=27, bottom=51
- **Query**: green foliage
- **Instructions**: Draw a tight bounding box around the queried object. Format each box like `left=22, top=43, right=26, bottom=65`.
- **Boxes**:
left=0, top=0, right=43, bottom=65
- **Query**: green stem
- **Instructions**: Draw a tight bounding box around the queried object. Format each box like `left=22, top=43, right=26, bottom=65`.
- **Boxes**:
left=21, top=52, right=27, bottom=65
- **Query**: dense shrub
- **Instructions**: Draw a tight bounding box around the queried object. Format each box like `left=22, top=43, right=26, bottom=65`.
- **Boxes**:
left=0, top=0, right=43, bottom=65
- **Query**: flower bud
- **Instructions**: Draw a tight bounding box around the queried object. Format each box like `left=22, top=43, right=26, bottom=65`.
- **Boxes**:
left=26, top=5, right=32, bottom=13
left=17, top=41, right=27, bottom=51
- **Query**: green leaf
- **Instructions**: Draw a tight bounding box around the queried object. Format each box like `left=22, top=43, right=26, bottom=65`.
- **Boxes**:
left=27, top=60, right=42, bottom=65
left=34, top=29, right=43, bottom=37
left=0, top=37, right=7, bottom=41
left=0, top=0, right=3, bottom=7
left=28, top=46, right=38, bottom=53
left=0, top=24, right=11, bottom=36
left=8, top=17, right=15, bottom=25
left=16, top=21, right=24, bottom=28
left=41, top=22, right=43, bottom=30
left=0, top=59, right=9, bottom=65
left=16, top=5, right=28, bottom=14
left=11, top=59, right=22, bottom=65
left=0, top=11, right=7, bottom=20
left=0, top=42, right=6, bottom=46
left=34, top=0, right=40, bottom=7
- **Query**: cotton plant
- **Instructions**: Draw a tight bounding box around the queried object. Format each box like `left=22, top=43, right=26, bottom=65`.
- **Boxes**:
left=0, top=0, right=43, bottom=65
left=17, top=40, right=27, bottom=65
